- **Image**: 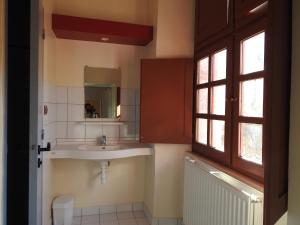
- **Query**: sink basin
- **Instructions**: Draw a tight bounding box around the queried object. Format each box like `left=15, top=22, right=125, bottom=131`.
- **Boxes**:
left=44, top=143, right=153, bottom=160
left=77, top=145, right=121, bottom=151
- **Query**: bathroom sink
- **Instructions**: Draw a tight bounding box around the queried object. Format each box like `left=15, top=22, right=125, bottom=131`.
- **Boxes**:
left=43, top=143, right=153, bottom=160
left=77, top=144, right=121, bottom=151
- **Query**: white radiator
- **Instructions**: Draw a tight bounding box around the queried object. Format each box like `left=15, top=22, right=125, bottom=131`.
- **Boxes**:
left=183, top=155, right=263, bottom=225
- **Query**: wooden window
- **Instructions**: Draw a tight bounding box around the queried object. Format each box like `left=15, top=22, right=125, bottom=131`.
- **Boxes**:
left=232, top=21, right=267, bottom=181
left=194, top=39, right=233, bottom=165
left=195, top=0, right=233, bottom=49
left=193, top=22, right=267, bottom=181
left=193, top=0, right=291, bottom=223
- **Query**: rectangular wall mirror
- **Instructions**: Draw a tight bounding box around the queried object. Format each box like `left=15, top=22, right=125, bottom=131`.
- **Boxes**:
left=84, top=66, right=121, bottom=119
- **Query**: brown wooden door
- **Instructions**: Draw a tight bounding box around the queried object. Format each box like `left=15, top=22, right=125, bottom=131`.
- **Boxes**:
left=195, top=0, right=233, bottom=50
left=140, top=58, right=193, bottom=144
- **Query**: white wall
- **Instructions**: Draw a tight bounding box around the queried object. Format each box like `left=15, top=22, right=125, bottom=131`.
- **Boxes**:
left=52, top=157, right=146, bottom=208
left=155, top=0, right=195, bottom=57
left=0, top=0, right=4, bottom=224
left=55, top=39, right=145, bottom=89
left=287, top=0, right=300, bottom=224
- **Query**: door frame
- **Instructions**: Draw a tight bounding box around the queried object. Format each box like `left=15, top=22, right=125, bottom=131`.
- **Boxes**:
left=6, top=0, right=42, bottom=224
left=29, top=0, right=43, bottom=224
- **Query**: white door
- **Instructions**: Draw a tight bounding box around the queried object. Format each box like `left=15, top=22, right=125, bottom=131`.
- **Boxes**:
left=29, top=0, right=44, bottom=224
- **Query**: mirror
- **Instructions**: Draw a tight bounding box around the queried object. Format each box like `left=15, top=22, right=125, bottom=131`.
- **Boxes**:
left=84, top=66, right=121, bottom=119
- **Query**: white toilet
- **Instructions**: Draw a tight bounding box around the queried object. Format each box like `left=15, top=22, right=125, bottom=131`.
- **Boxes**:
left=53, top=196, right=74, bottom=225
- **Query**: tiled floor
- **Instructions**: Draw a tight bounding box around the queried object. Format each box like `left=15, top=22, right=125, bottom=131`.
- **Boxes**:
left=72, top=211, right=149, bottom=225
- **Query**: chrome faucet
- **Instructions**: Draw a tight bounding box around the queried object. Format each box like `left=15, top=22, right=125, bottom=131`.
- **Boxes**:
left=99, top=135, right=107, bottom=146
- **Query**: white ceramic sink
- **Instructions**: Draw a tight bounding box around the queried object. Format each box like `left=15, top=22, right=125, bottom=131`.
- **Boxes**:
left=44, top=143, right=153, bottom=160
left=77, top=144, right=121, bottom=151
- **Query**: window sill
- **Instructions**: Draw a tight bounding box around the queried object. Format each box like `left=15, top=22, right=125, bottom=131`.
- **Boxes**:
left=187, top=151, right=264, bottom=192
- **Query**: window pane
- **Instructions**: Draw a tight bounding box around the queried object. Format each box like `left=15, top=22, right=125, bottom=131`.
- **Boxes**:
left=240, top=78, right=264, bottom=117
left=241, top=32, right=265, bottom=75
left=197, top=57, right=209, bottom=84
left=239, top=123, right=263, bottom=165
left=211, top=85, right=226, bottom=115
left=197, top=88, right=208, bottom=114
left=211, top=120, right=225, bottom=152
left=196, top=118, right=207, bottom=145
left=212, top=49, right=227, bottom=81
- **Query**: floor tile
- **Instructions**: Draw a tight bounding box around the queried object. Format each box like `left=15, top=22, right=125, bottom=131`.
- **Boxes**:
left=100, top=213, right=118, bottom=222
left=118, top=219, right=137, bottom=225
left=136, top=218, right=149, bottom=225
left=72, top=216, right=81, bottom=225
left=82, top=215, right=100, bottom=224
left=117, top=211, right=134, bottom=220
left=100, top=221, right=119, bottom=225
left=82, top=207, right=100, bottom=216
left=100, top=205, right=117, bottom=214
left=133, top=211, right=145, bottom=218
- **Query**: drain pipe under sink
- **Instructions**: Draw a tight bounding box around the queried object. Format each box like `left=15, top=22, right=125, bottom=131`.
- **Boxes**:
left=100, top=161, right=109, bottom=184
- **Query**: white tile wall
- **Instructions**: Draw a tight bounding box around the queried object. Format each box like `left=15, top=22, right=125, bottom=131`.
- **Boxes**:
left=68, top=104, right=84, bottom=122
left=121, top=89, right=136, bottom=106
left=86, top=124, right=102, bottom=139
left=135, top=90, right=140, bottom=106
left=43, top=103, right=57, bottom=125
left=68, top=87, right=84, bottom=104
left=135, top=106, right=140, bottom=122
left=120, top=123, right=136, bottom=139
left=56, top=86, right=68, bottom=104
left=103, top=125, right=120, bottom=138
left=43, top=86, right=140, bottom=145
left=121, top=106, right=136, bottom=122
left=56, top=122, right=67, bottom=139
left=67, top=122, right=85, bottom=139
left=56, top=104, right=67, bottom=122
left=43, top=84, right=57, bottom=103
left=43, top=122, right=56, bottom=147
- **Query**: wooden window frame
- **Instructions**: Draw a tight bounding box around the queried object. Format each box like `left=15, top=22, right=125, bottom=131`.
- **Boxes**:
left=193, top=0, right=291, bottom=223
left=193, top=20, right=267, bottom=182
left=235, top=0, right=268, bottom=29
left=232, top=19, right=267, bottom=182
left=193, top=38, right=233, bottom=166
left=195, top=0, right=234, bottom=50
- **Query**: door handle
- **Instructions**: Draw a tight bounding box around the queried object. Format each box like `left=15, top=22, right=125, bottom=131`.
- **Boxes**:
left=38, top=142, right=51, bottom=155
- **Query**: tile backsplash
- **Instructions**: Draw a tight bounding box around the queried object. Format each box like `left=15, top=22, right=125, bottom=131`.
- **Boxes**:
left=43, top=86, right=140, bottom=147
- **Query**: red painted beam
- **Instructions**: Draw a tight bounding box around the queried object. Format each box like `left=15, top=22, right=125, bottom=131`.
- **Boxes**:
left=52, top=14, right=153, bottom=46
